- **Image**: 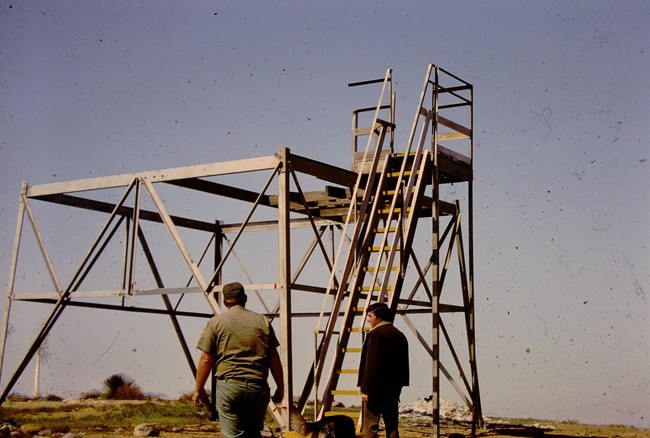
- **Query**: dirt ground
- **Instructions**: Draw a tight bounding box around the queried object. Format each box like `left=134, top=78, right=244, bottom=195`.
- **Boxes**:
left=15, top=423, right=650, bottom=438
left=1, top=399, right=649, bottom=438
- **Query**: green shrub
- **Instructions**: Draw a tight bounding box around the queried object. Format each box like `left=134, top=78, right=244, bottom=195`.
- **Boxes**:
left=102, top=374, right=144, bottom=400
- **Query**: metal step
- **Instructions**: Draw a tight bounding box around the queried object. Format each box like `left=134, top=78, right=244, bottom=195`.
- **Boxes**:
left=324, top=410, right=360, bottom=419
left=331, top=389, right=360, bottom=396
left=369, top=246, right=401, bottom=252
left=364, top=265, right=397, bottom=272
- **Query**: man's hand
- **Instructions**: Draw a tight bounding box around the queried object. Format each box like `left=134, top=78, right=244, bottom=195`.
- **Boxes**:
left=268, top=347, right=284, bottom=404
left=271, top=387, right=284, bottom=403
left=193, top=388, right=208, bottom=407
left=193, top=351, right=215, bottom=409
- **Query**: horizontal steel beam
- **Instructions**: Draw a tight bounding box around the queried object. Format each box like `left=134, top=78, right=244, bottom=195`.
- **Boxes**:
left=26, top=155, right=280, bottom=197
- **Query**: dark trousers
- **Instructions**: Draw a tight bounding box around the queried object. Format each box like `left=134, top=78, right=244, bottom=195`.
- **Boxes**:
left=362, top=387, right=402, bottom=438
left=215, top=378, right=270, bottom=438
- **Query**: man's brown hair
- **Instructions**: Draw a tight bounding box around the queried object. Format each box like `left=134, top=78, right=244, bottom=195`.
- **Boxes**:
left=367, top=302, right=394, bottom=322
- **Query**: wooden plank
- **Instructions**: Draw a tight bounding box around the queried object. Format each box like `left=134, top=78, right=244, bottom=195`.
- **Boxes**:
left=352, top=149, right=391, bottom=174
left=12, top=287, right=199, bottom=300
left=219, top=218, right=340, bottom=233
left=7, top=298, right=214, bottom=318
left=290, top=153, right=358, bottom=187
left=27, top=155, right=279, bottom=197
left=431, top=84, right=471, bottom=95
left=353, top=127, right=373, bottom=136
left=168, top=178, right=272, bottom=206
left=437, top=115, right=471, bottom=137
left=331, top=390, right=360, bottom=395
left=33, top=193, right=217, bottom=232
left=438, top=145, right=470, bottom=165
left=438, top=132, right=469, bottom=141
left=438, top=152, right=473, bottom=183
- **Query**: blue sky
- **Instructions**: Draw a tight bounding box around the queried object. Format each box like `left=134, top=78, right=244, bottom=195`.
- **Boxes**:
left=1, top=0, right=648, bottom=429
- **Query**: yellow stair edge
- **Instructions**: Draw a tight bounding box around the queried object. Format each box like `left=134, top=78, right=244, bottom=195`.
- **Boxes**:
left=360, top=285, right=393, bottom=291
left=368, top=246, right=401, bottom=252
left=324, top=410, right=360, bottom=419
left=364, top=265, right=398, bottom=272
left=346, top=327, right=364, bottom=333
left=331, top=389, right=360, bottom=396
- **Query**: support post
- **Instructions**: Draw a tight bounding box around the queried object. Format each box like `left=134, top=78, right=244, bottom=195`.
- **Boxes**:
left=33, top=349, right=40, bottom=398
left=468, top=82, right=482, bottom=434
left=211, top=223, right=223, bottom=421
left=431, top=66, right=441, bottom=438
left=277, top=147, right=293, bottom=428
left=0, top=183, right=26, bottom=382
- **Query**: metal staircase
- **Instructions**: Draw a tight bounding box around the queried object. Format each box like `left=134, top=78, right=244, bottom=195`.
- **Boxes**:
left=296, top=64, right=480, bottom=438
left=317, top=150, right=432, bottom=417
left=294, top=67, right=440, bottom=423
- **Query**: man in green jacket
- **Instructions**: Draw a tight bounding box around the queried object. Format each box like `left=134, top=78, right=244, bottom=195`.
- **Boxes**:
left=193, top=282, right=284, bottom=437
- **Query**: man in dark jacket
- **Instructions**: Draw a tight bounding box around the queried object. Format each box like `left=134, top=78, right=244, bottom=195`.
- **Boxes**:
left=358, top=302, right=409, bottom=438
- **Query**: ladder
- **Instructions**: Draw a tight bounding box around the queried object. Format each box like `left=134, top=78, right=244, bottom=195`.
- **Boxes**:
left=296, top=69, right=393, bottom=418
left=305, top=67, right=438, bottom=421
left=319, top=150, right=431, bottom=416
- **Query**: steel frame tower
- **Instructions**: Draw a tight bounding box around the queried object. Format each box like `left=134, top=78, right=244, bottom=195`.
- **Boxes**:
left=0, top=65, right=480, bottom=437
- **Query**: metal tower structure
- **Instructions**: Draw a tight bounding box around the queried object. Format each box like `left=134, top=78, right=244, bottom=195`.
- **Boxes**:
left=0, top=64, right=480, bottom=437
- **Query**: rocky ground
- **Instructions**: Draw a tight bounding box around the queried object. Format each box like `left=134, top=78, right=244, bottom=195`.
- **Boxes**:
left=1, top=398, right=648, bottom=437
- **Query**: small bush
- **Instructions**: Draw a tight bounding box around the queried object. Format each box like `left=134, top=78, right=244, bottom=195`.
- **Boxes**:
left=102, top=374, right=144, bottom=400
left=38, top=394, right=63, bottom=401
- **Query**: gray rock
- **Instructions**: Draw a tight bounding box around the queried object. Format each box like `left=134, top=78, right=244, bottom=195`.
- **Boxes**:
left=79, top=389, right=102, bottom=400
left=133, top=423, right=160, bottom=437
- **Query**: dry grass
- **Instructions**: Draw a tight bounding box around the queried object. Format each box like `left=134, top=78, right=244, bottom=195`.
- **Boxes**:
left=1, top=399, right=648, bottom=437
